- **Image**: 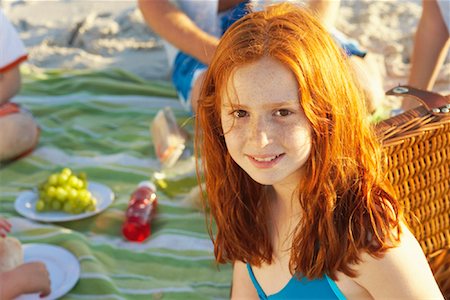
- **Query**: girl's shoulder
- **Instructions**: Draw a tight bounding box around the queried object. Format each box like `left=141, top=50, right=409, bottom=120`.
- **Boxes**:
left=231, top=260, right=259, bottom=299
left=350, top=223, right=443, bottom=299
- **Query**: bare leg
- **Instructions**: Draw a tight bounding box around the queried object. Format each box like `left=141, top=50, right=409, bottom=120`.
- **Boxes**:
left=408, top=0, right=449, bottom=90
left=405, top=0, right=450, bottom=110
left=0, top=111, right=39, bottom=162
left=308, top=0, right=341, bottom=29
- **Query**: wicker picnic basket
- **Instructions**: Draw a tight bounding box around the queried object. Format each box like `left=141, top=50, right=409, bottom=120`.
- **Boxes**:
left=376, top=85, right=450, bottom=298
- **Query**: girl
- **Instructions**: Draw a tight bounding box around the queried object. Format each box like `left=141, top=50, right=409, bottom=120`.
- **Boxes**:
left=195, top=3, right=443, bottom=299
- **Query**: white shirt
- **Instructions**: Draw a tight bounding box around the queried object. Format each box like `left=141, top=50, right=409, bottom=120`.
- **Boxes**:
left=0, top=9, right=27, bottom=73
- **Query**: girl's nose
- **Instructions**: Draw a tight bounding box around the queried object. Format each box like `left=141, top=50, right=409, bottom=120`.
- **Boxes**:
left=249, top=117, right=272, bottom=148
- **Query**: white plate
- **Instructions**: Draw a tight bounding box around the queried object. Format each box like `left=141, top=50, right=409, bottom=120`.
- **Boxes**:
left=15, top=182, right=114, bottom=222
left=16, top=244, right=80, bottom=300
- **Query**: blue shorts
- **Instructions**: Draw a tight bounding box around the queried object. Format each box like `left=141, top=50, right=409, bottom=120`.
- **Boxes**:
left=172, top=1, right=367, bottom=110
left=171, top=54, right=207, bottom=110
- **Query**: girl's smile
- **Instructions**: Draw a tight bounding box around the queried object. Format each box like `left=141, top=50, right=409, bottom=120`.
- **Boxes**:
left=246, top=153, right=285, bottom=169
left=220, top=56, right=312, bottom=188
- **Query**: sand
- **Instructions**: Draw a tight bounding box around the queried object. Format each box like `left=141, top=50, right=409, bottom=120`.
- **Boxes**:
left=2, top=0, right=449, bottom=93
left=2, top=0, right=168, bottom=80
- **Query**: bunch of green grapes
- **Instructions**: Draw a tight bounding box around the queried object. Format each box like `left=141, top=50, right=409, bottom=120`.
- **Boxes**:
left=36, top=168, right=97, bottom=214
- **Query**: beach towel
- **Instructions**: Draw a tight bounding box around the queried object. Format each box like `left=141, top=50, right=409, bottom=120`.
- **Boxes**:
left=0, top=67, right=232, bottom=300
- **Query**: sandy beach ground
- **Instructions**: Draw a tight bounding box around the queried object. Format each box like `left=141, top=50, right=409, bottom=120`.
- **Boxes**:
left=2, top=0, right=449, bottom=95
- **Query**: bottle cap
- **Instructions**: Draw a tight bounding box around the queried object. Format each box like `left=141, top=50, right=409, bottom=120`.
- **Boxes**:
left=138, top=180, right=156, bottom=191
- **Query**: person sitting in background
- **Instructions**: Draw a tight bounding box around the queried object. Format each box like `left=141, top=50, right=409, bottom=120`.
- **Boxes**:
left=0, top=218, right=51, bottom=299
left=138, top=0, right=384, bottom=114
left=0, top=9, right=40, bottom=163
left=403, top=0, right=450, bottom=111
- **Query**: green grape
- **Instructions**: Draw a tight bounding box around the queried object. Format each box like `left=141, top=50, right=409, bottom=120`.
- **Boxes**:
left=67, top=188, right=78, bottom=201
left=55, top=186, right=68, bottom=201
left=61, top=168, right=72, bottom=177
left=57, top=173, right=69, bottom=186
left=48, top=174, right=58, bottom=186
left=77, top=179, right=85, bottom=190
left=35, top=167, right=97, bottom=214
left=78, top=190, right=89, bottom=201
left=36, top=200, right=45, bottom=211
left=67, top=175, right=79, bottom=188
left=44, top=195, right=53, bottom=204
left=63, top=201, right=73, bottom=213
left=51, top=200, right=61, bottom=210
left=70, top=197, right=80, bottom=210
left=46, top=186, right=57, bottom=198
left=72, top=204, right=83, bottom=214
left=80, top=197, right=90, bottom=209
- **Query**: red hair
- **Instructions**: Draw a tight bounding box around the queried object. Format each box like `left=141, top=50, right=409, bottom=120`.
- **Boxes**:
left=195, top=3, right=402, bottom=280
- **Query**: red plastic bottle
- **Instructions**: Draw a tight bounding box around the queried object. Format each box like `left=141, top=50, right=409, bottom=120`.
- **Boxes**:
left=122, top=181, right=158, bottom=242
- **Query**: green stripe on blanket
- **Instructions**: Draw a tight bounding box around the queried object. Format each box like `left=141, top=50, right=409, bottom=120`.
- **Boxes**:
left=21, top=67, right=178, bottom=98
left=0, top=68, right=232, bottom=299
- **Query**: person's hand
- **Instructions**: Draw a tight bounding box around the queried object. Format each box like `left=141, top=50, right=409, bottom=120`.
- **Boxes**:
left=14, top=262, right=52, bottom=297
left=0, top=261, right=51, bottom=299
left=0, top=218, right=11, bottom=237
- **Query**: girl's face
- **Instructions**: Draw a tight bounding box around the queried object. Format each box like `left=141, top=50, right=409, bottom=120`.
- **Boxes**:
left=220, top=57, right=312, bottom=189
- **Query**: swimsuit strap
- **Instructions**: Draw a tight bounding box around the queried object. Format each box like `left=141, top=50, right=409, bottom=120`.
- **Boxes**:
left=246, top=263, right=347, bottom=299
left=246, top=263, right=269, bottom=300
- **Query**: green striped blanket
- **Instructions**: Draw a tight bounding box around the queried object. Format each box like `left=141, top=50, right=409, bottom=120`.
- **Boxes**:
left=0, top=68, right=232, bottom=299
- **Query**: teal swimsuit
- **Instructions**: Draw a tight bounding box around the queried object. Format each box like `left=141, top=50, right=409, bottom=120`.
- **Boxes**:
left=247, top=264, right=347, bottom=300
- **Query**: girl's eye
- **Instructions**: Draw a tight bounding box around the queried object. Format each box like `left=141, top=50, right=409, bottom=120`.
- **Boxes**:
left=275, top=109, right=292, bottom=117
left=232, top=110, right=248, bottom=118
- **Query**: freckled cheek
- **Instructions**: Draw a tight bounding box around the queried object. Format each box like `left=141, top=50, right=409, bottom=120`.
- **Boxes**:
left=223, top=134, right=244, bottom=164
left=220, top=116, right=234, bottom=134
left=284, top=126, right=312, bottom=151
left=223, top=124, right=246, bottom=146
left=222, top=125, right=249, bottom=162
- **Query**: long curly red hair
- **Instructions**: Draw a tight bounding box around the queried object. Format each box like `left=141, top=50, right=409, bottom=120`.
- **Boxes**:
left=195, top=3, right=402, bottom=280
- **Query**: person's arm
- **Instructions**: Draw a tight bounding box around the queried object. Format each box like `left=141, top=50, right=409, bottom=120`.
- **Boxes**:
left=0, top=262, right=51, bottom=300
left=230, top=260, right=259, bottom=299
left=352, top=223, right=444, bottom=299
left=137, top=0, right=219, bottom=65
left=0, top=65, right=21, bottom=105
left=408, top=0, right=450, bottom=91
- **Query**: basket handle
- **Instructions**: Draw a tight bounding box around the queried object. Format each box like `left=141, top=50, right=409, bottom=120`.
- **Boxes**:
left=386, top=85, right=450, bottom=113
left=376, top=86, right=449, bottom=136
